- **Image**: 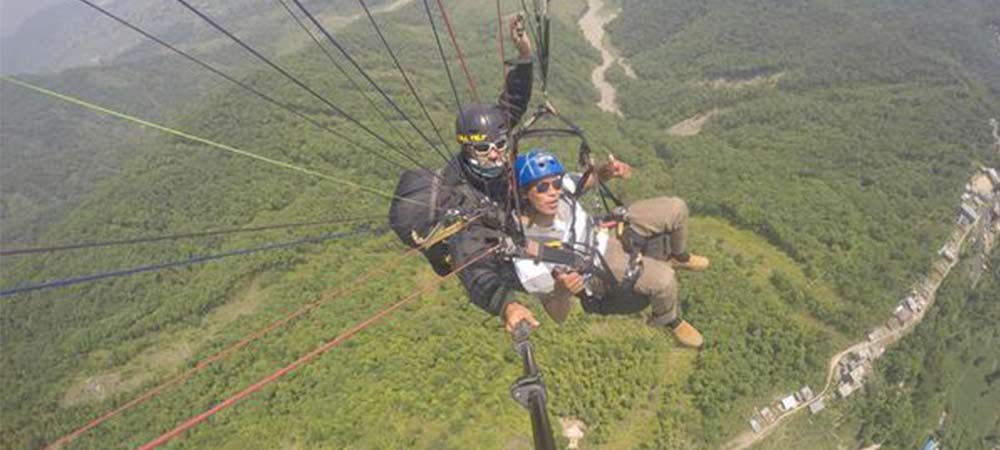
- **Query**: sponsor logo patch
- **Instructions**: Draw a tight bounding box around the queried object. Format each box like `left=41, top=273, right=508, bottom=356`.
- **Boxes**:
left=456, top=133, right=488, bottom=144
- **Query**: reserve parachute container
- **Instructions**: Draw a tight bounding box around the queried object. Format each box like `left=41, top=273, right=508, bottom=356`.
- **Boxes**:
left=388, top=169, right=453, bottom=276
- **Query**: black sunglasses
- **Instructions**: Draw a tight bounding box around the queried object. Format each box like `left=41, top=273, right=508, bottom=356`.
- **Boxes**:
left=533, top=178, right=563, bottom=193
left=469, top=138, right=508, bottom=154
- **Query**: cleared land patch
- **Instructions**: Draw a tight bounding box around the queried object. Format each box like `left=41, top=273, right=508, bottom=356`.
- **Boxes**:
left=700, top=72, right=785, bottom=90
left=667, top=108, right=728, bottom=137
left=61, top=276, right=264, bottom=407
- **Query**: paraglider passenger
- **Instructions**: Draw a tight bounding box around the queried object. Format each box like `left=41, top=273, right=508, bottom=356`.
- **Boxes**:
left=507, top=150, right=709, bottom=349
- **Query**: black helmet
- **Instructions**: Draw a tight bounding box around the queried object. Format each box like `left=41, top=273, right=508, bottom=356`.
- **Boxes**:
left=455, top=103, right=508, bottom=144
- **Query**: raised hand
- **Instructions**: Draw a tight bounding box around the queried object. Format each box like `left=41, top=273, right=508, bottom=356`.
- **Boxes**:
left=598, top=154, right=633, bottom=181
left=511, top=13, right=532, bottom=58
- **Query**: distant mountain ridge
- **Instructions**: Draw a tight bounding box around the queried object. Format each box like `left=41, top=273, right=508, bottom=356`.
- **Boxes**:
left=0, top=0, right=357, bottom=75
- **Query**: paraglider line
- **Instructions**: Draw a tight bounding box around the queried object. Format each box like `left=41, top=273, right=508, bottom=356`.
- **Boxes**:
left=434, top=0, right=481, bottom=102
left=172, top=0, right=443, bottom=180
left=423, top=0, right=463, bottom=110
left=1, top=76, right=432, bottom=209
left=1, top=215, right=382, bottom=256
left=291, top=0, right=452, bottom=168
left=353, top=0, right=456, bottom=167
left=70, top=0, right=420, bottom=178
left=0, top=228, right=381, bottom=298
left=137, top=245, right=498, bottom=450
left=273, top=0, right=433, bottom=169
left=44, top=245, right=426, bottom=449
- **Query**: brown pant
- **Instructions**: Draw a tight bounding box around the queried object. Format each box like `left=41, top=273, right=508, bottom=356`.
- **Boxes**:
left=600, top=197, right=689, bottom=321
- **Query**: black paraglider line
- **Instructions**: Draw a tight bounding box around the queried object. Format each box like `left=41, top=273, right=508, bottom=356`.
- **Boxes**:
left=421, top=0, right=475, bottom=186
left=354, top=0, right=454, bottom=162
left=273, top=0, right=433, bottom=169
left=172, top=0, right=446, bottom=182
left=70, top=0, right=420, bottom=177
left=423, top=0, right=464, bottom=111
left=0, top=227, right=381, bottom=298
left=72, top=0, right=486, bottom=215
left=0, top=215, right=383, bottom=256
left=433, top=0, right=482, bottom=102
left=291, top=0, right=454, bottom=168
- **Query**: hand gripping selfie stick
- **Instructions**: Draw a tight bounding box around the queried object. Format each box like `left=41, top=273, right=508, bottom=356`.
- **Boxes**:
left=509, top=320, right=557, bottom=450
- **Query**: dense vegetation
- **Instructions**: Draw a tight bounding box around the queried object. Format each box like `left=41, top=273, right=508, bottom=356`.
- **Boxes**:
left=609, top=0, right=998, bottom=333
left=1, top=0, right=997, bottom=449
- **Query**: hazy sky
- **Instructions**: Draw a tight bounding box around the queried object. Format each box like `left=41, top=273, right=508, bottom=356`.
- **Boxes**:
left=1, top=0, right=67, bottom=38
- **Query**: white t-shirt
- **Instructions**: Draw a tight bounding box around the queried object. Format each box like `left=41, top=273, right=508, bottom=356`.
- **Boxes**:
left=513, top=175, right=609, bottom=295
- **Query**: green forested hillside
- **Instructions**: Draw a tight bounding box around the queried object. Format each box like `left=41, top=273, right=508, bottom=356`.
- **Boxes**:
left=1, top=0, right=997, bottom=449
left=609, top=0, right=998, bottom=331
left=0, top=0, right=409, bottom=247
left=0, top=56, right=225, bottom=247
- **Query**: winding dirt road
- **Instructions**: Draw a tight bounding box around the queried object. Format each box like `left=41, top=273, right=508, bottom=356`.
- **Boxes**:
left=578, top=0, right=626, bottom=116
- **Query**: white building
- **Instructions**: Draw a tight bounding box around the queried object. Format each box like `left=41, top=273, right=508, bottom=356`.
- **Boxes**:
left=809, top=399, right=826, bottom=414
left=894, top=305, right=914, bottom=324
left=779, top=395, right=799, bottom=411
left=798, top=386, right=814, bottom=401
left=749, top=418, right=762, bottom=433
left=939, top=245, right=957, bottom=262
left=986, top=168, right=1000, bottom=187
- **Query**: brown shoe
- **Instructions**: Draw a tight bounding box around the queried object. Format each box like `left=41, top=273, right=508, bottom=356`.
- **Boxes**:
left=670, top=320, right=704, bottom=349
left=648, top=315, right=704, bottom=349
left=669, top=253, right=710, bottom=272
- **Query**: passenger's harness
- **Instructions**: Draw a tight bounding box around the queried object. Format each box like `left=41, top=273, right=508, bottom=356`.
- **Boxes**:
left=505, top=103, right=644, bottom=297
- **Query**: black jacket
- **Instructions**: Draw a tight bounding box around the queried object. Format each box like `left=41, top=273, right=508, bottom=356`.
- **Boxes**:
left=442, top=57, right=533, bottom=316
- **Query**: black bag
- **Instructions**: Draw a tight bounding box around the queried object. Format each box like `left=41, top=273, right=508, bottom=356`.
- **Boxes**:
left=388, top=169, right=452, bottom=276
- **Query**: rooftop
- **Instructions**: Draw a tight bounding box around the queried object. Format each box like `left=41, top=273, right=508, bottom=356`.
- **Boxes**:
left=972, top=174, right=994, bottom=195
left=780, top=395, right=799, bottom=411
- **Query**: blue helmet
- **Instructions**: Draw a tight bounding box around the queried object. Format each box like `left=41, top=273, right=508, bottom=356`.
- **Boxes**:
left=515, top=149, right=565, bottom=189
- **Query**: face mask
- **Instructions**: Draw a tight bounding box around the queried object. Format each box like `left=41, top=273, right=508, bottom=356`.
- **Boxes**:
left=466, top=156, right=505, bottom=178
left=464, top=140, right=507, bottom=179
